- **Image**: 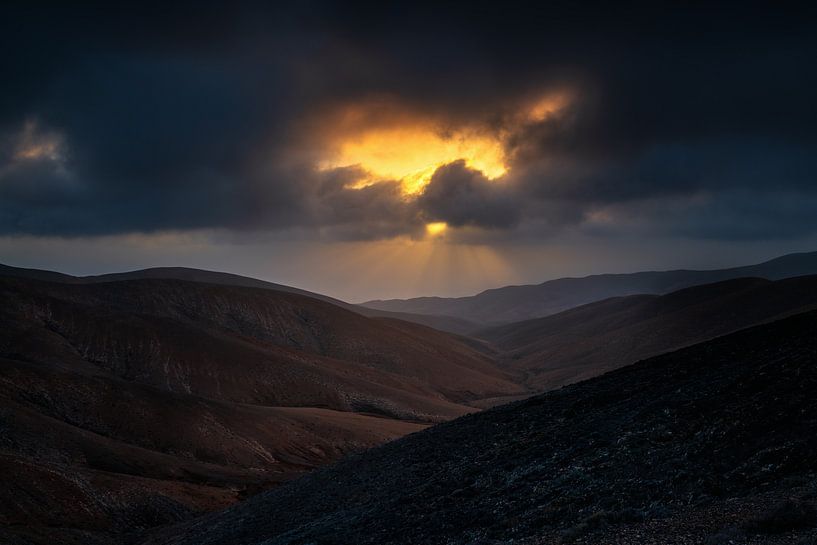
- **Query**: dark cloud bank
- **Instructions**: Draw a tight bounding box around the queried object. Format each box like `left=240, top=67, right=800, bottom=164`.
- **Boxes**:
left=2, top=1, right=817, bottom=242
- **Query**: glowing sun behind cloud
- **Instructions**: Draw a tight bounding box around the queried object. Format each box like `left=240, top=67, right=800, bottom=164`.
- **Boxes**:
left=320, top=123, right=507, bottom=195
left=312, top=91, right=572, bottom=238
left=425, top=221, right=448, bottom=237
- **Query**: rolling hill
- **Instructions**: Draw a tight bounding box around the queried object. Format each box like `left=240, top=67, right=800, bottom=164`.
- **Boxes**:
left=0, top=263, right=479, bottom=334
left=0, top=275, right=524, bottom=542
left=362, top=250, right=817, bottom=326
left=5, top=264, right=817, bottom=544
left=478, top=275, right=817, bottom=389
left=139, top=309, right=817, bottom=545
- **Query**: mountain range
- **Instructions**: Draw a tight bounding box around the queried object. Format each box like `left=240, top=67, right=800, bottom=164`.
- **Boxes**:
left=2, top=252, right=817, bottom=543
left=362, top=251, right=817, bottom=326
left=477, top=275, right=817, bottom=390
left=8, top=251, right=817, bottom=335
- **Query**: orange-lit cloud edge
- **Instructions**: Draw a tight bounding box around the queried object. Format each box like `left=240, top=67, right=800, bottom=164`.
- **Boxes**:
left=312, top=90, right=572, bottom=239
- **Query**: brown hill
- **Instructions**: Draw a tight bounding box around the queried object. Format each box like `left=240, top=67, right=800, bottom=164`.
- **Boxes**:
left=478, top=275, right=817, bottom=389
left=0, top=276, right=524, bottom=542
left=137, top=309, right=817, bottom=545
left=0, top=263, right=479, bottom=334
left=1, top=277, right=523, bottom=410
left=0, top=357, right=426, bottom=539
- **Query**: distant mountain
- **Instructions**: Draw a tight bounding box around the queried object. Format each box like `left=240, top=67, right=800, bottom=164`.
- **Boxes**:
left=0, top=276, right=524, bottom=542
left=362, top=251, right=817, bottom=326
left=478, top=275, right=817, bottom=389
left=0, top=263, right=479, bottom=334
left=139, top=310, right=817, bottom=545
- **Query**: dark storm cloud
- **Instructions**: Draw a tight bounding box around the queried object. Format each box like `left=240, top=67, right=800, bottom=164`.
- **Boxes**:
left=307, top=166, right=425, bottom=240
left=418, top=161, right=519, bottom=229
left=1, top=1, right=816, bottom=241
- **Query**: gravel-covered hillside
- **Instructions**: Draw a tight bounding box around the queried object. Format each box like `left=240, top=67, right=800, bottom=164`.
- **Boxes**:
left=144, top=310, right=817, bottom=545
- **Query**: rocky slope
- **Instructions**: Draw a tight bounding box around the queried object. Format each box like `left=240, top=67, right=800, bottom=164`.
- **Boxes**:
left=142, top=310, right=817, bottom=545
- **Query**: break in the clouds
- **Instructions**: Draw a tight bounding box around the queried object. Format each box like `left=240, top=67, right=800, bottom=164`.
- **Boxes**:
left=1, top=2, right=817, bottom=295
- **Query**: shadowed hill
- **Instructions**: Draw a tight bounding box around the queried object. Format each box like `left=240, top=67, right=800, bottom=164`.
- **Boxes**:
left=477, top=275, right=817, bottom=389
left=0, top=263, right=479, bottom=334
left=140, top=310, right=817, bottom=545
left=0, top=277, right=522, bottom=409
left=0, top=276, right=523, bottom=542
left=362, top=251, right=817, bottom=326
left=0, top=359, right=427, bottom=541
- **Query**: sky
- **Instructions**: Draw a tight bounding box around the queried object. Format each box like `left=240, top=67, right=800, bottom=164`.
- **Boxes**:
left=2, top=2, right=817, bottom=301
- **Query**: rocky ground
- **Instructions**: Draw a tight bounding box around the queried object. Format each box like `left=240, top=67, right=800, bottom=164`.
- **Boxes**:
left=141, top=310, right=817, bottom=545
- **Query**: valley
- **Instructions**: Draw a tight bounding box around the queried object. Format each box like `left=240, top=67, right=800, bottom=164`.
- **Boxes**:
left=2, top=255, right=817, bottom=543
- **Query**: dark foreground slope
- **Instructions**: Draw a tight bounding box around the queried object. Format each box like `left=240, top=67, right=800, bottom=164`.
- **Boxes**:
left=362, top=250, right=817, bottom=326
left=144, top=310, right=817, bottom=545
left=478, top=275, right=817, bottom=390
left=0, top=277, right=523, bottom=543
